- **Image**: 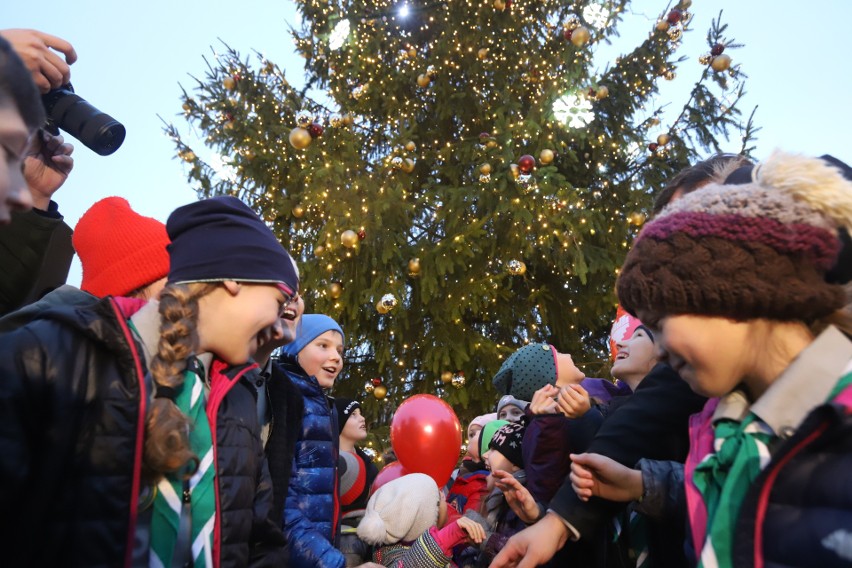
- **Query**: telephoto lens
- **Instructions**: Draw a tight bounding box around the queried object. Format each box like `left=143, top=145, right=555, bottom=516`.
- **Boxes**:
left=42, top=84, right=126, bottom=156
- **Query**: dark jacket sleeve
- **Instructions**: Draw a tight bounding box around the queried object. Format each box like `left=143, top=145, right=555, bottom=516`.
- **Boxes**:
left=634, top=459, right=686, bottom=521
left=266, top=364, right=304, bottom=523
left=548, top=363, right=706, bottom=537
left=523, top=410, right=602, bottom=504
left=0, top=205, right=73, bottom=315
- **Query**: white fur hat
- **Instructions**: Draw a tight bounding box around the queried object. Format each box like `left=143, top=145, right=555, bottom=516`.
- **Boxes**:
left=356, top=473, right=440, bottom=545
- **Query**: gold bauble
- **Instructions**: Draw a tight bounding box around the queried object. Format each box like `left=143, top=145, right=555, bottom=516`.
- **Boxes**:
left=292, top=205, right=305, bottom=218
left=596, top=86, right=609, bottom=100
left=372, top=384, right=388, bottom=400
left=629, top=211, right=647, bottom=226
left=486, top=139, right=498, bottom=149
left=710, top=54, right=732, bottom=72
left=408, top=257, right=421, bottom=275
left=417, top=74, right=431, bottom=87
left=655, top=20, right=670, bottom=32
left=570, top=26, right=591, bottom=47
left=539, top=149, right=555, bottom=165
left=181, top=150, right=196, bottom=162
left=329, top=282, right=343, bottom=299
left=509, top=163, right=520, bottom=179
left=493, top=0, right=506, bottom=9
left=288, top=127, right=312, bottom=150
left=441, top=371, right=453, bottom=384
left=680, top=0, right=692, bottom=8
left=656, top=133, right=671, bottom=146
left=223, top=75, right=237, bottom=91
left=401, top=158, right=416, bottom=173
left=224, top=120, right=236, bottom=130
left=408, top=48, right=417, bottom=58
left=182, top=102, right=192, bottom=112
left=480, top=163, right=492, bottom=175
left=343, top=114, right=355, bottom=126
left=341, top=229, right=359, bottom=248
left=405, top=141, right=417, bottom=152
left=507, top=259, right=527, bottom=276
left=314, top=245, right=325, bottom=257
left=376, top=300, right=390, bottom=314
left=477, top=48, right=489, bottom=60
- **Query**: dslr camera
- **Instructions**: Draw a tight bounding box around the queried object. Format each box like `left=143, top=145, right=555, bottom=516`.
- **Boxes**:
left=41, top=83, right=125, bottom=156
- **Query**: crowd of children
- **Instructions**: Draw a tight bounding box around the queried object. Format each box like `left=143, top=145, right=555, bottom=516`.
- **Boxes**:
left=1, top=28, right=852, bottom=568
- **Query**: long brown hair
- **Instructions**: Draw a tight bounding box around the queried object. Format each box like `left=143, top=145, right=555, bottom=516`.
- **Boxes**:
left=142, top=282, right=217, bottom=484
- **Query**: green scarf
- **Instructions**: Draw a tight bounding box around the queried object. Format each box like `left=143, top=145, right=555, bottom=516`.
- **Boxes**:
left=150, top=357, right=217, bottom=567
left=694, top=371, right=852, bottom=567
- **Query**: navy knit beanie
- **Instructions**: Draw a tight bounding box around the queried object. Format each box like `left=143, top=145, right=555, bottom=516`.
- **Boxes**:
left=166, top=196, right=298, bottom=295
left=281, top=314, right=345, bottom=358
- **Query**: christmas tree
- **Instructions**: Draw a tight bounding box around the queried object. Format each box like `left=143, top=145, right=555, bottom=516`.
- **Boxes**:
left=166, top=0, right=755, bottom=428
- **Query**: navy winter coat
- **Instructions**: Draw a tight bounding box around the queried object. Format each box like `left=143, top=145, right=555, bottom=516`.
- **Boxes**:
left=280, top=358, right=345, bottom=568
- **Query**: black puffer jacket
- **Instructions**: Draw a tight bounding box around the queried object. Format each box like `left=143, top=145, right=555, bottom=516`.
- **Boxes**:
left=0, top=296, right=285, bottom=567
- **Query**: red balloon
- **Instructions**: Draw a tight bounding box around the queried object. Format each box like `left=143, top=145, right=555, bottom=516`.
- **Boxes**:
left=390, top=394, right=462, bottom=487
left=517, top=154, right=535, bottom=173
left=371, top=461, right=409, bottom=494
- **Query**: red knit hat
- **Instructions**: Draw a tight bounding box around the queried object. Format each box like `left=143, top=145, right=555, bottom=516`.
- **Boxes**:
left=73, top=197, right=170, bottom=297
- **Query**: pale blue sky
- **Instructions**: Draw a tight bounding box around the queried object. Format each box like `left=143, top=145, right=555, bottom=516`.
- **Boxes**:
left=5, top=0, right=851, bottom=285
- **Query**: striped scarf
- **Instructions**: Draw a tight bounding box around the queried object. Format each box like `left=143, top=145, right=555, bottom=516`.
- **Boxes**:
left=150, top=357, right=217, bottom=568
left=694, top=371, right=852, bottom=568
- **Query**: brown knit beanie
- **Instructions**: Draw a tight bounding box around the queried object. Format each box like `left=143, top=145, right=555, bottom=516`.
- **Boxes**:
left=617, top=151, right=852, bottom=326
left=73, top=197, right=170, bottom=297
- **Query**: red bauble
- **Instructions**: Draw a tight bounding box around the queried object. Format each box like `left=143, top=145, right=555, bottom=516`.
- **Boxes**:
left=710, top=43, right=725, bottom=56
left=357, top=229, right=367, bottom=240
left=666, top=9, right=682, bottom=24
left=479, top=131, right=491, bottom=141
left=506, top=0, right=512, bottom=6
left=308, top=122, right=324, bottom=138
left=648, top=143, right=659, bottom=152
left=563, top=28, right=573, bottom=41
left=371, top=377, right=383, bottom=386
left=518, top=154, right=536, bottom=173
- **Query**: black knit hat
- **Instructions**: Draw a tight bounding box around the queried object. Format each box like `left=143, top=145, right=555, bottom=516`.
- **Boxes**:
left=335, top=398, right=361, bottom=434
left=488, top=421, right=525, bottom=469
left=166, top=196, right=298, bottom=295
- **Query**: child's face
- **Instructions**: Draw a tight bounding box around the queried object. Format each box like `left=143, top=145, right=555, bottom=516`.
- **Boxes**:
left=467, top=430, right=481, bottom=461
left=0, top=104, right=34, bottom=224
left=655, top=314, right=753, bottom=398
left=298, top=330, right=344, bottom=387
left=497, top=404, right=524, bottom=423
left=611, top=327, right=657, bottom=383
left=482, top=448, right=518, bottom=475
left=198, top=282, right=289, bottom=365
left=555, top=352, right=585, bottom=387
left=467, top=422, right=483, bottom=440
left=341, top=408, right=367, bottom=442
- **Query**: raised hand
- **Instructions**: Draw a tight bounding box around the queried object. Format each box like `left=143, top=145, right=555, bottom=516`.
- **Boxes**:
left=0, top=29, right=77, bottom=93
left=569, top=452, right=643, bottom=503
left=556, top=384, right=590, bottom=418
left=457, top=516, right=486, bottom=545
left=23, top=129, right=73, bottom=210
left=529, top=384, right=560, bottom=415
left=492, top=470, right=540, bottom=524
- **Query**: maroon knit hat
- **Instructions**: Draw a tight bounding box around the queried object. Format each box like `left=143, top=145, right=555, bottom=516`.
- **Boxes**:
left=617, top=151, right=852, bottom=326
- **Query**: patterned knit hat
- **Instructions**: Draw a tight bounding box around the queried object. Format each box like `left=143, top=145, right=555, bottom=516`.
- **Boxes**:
left=618, top=151, right=852, bottom=326
left=73, top=197, right=170, bottom=297
left=488, top=421, right=526, bottom=469
left=492, top=343, right=558, bottom=401
left=357, top=473, right=440, bottom=545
